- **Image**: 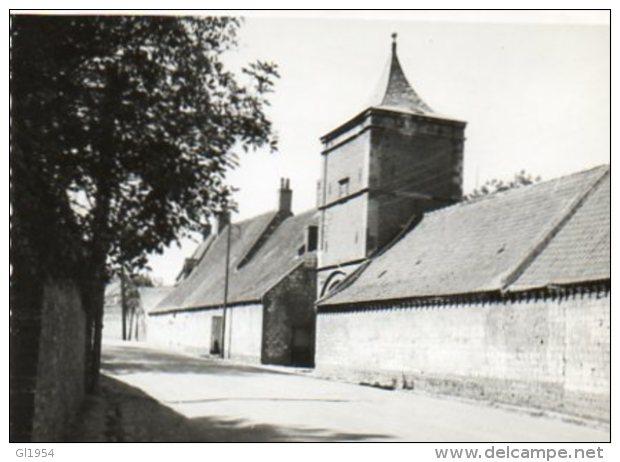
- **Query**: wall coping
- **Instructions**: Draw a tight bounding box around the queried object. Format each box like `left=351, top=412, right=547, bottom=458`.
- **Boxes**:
left=317, top=279, right=610, bottom=314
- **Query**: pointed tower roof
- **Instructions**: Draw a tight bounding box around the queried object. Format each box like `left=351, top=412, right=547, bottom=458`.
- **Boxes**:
left=322, top=33, right=464, bottom=143
left=369, top=33, right=435, bottom=116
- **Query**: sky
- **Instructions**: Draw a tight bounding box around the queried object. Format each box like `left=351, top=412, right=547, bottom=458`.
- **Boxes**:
left=147, top=11, right=610, bottom=286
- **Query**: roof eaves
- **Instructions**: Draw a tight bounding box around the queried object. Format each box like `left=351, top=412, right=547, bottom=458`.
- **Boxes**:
left=149, top=298, right=261, bottom=316
left=320, top=106, right=465, bottom=144
left=318, top=278, right=610, bottom=313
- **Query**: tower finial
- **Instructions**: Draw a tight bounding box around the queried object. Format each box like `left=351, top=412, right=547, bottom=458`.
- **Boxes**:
left=391, top=32, right=397, bottom=53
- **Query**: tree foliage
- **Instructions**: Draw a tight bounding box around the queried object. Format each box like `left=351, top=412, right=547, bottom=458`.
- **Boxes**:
left=11, top=15, right=279, bottom=388
left=12, top=15, right=278, bottom=275
left=466, top=170, right=541, bottom=200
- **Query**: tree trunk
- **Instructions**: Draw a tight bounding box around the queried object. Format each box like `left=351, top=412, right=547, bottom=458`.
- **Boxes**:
left=84, top=66, right=120, bottom=392
left=121, top=270, right=127, bottom=340
left=82, top=275, right=106, bottom=393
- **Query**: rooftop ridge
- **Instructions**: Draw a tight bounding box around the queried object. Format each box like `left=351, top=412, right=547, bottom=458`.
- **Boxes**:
left=425, top=164, right=610, bottom=218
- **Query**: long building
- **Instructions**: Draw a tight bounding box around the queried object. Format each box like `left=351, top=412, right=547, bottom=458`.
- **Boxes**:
left=316, top=165, right=610, bottom=421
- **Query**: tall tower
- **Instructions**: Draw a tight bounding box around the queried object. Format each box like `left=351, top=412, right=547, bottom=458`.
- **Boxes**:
left=317, top=34, right=466, bottom=297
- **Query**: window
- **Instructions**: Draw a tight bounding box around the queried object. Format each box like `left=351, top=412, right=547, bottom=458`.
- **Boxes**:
left=338, top=177, right=350, bottom=197
left=307, top=225, right=318, bottom=252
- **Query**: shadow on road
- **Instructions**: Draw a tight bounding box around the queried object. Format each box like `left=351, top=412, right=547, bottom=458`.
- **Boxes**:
left=102, top=343, right=290, bottom=378
left=66, top=374, right=393, bottom=442
left=188, top=415, right=392, bottom=442
left=165, top=397, right=350, bottom=405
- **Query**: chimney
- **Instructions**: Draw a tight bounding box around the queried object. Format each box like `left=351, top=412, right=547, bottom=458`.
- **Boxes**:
left=216, top=210, right=230, bottom=234
left=202, top=222, right=213, bottom=240
left=278, top=178, right=292, bottom=215
left=182, top=258, right=199, bottom=278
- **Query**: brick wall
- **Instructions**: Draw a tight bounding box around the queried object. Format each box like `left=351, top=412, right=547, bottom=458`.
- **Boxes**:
left=148, top=303, right=263, bottom=362
left=263, top=265, right=317, bottom=366
left=316, top=290, right=610, bottom=421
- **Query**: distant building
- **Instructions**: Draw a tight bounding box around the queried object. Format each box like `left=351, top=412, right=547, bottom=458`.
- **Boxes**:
left=103, top=280, right=171, bottom=341
left=149, top=180, right=318, bottom=367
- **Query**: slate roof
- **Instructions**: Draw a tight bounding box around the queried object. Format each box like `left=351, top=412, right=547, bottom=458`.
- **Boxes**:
left=322, top=36, right=462, bottom=142
left=369, top=38, right=435, bottom=116
left=510, top=172, right=610, bottom=291
left=320, top=165, right=610, bottom=307
left=153, top=209, right=318, bottom=313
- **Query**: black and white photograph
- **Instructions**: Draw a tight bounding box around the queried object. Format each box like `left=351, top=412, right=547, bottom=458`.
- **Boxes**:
left=9, top=8, right=611, bottom=451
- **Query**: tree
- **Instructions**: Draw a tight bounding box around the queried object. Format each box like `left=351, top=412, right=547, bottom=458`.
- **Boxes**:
left=120, top=271, right=154, bottom=341
left=11, top=15, right=279, bottom=390
left=466, top=170, right=541, bottom=200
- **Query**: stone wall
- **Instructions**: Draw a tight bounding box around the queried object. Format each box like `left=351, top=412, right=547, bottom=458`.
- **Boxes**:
left=10, top=276, right=44, bottom=442
left=10, top=279, right=87, bottom=442
left=367, top=112, right=464, bottom=253
left=319, top=127, right=370, bottom=272
left=317, top=110, right=465, bottom=290
left=316, top=290, right=610, bottom=421
left=263, top=265, right=317, bottom=366
left=148, top=303, right=264, bottom=363
left=31, top=282, right=87, bottom=441
left=320, top=198, right=367, bottom=268
left=321, top=130, right=370, bottom=206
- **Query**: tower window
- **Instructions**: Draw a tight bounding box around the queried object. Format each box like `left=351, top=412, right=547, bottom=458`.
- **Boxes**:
left=338, top=177, right=350, bottom=197
left=306, top=225, right=318, bottom=252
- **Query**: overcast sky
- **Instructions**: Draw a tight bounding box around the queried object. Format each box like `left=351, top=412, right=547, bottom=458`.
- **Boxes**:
left=147, top=11, right=610, bottom=285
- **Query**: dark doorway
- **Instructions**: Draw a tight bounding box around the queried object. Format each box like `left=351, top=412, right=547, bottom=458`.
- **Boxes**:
left=210, top=316, right=223, bottom=355
left=291, top=327, right=314, bottom=367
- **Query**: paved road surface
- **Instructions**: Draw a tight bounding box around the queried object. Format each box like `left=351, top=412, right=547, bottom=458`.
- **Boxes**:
left=100, top=341, right=609, bottom=442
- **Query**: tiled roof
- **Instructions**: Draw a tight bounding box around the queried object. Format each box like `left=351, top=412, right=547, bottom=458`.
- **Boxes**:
left=153, top=209, right=318, bottom=313
left=320, top=165, right=609, bottom=307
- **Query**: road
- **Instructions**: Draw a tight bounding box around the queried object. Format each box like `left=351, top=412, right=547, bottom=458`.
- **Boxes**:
left=101, top=341, right=609, bottom=442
